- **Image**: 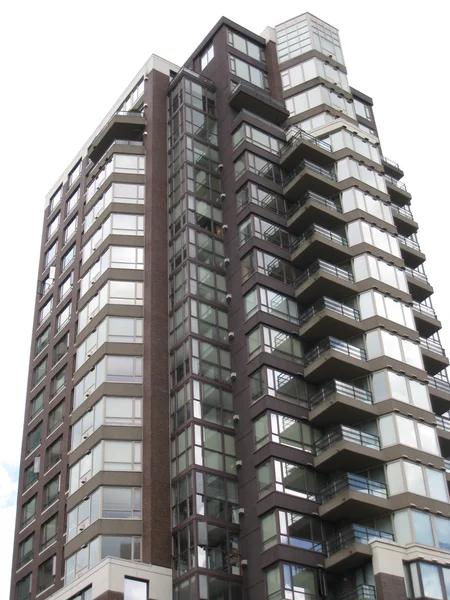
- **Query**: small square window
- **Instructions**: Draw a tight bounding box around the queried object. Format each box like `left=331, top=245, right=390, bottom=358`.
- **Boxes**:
left=201, top=44, right=214, bottom=70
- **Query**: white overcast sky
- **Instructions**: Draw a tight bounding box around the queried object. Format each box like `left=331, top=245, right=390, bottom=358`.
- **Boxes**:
left=1, top=0, right=450, bottom=595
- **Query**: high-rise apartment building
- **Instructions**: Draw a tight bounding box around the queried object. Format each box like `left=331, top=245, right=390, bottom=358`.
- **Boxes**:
left=10, top=12, right=450, bottom=600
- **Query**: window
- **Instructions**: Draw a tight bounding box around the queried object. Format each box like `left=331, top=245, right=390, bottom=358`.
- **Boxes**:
left=171, top=379, right=233, bottom=431
left=45, top=437, right=63, bottom=471
left=49, top=187, right=62, bottom=212
left=51, top=367, right=67, bottom=397
left=196, top=472, right=239, bottom=525
left=241, top=250, right=298, bottom=286
left=29, top=390, right=44, bottom=422
left=285, top=85, right=355, bottom=119
left=26, top=422, right=42, bottom=454
left=244, top=286, right=299, bottom=324
left=66, top=187, right=80, bottom=215
left=323, top=129, right=380, bottom=164
left=43, top=475, right=60, bottom=510
left=39, top=298, right=53, bottom=324
left=56, top=303, right=71, bottom=331
left=371, top=370, right=430, bottom=411
left=353, top=254, right=408, bottom=294
left=265, top=562, right=319, bottom=600
left=44, top=241, right=58, bottom=268
left=337, top=157, right=386, bottom=192
left=69, top=161, right=82, bottom=186
left=15, top=573, right=32, bottom=600
left=230, top=55, right=268, bottom=89
left=124, top=578, right=147, bottom=600
left=80, top=246, right=144, bottom=297
left=59, top=273, right=74, bottom=301
left=365, top=329, right=423, bottom=370
left=234, top=151, right=282, bottom=183
left=379, top=414, right=440, bottom=455
left=21, top=496, right=37, bottom=529
left=228, top=30, right=265, bottom=61
left=84, top=183, right=145, bottom=231
left=23, top=462, right=39, bottom=491
left=393, top=509, right=450, bottom=551
left=250, top=366, right=307, bottom=407
left=254, top=412, right=321, bottom=452
left=247, top=325, right=302, bottom=362
left=41, top=514, right=58, bottom=550
left=405, top=561, right=450, bottom=599
left=18, top=533, right=34, bottom=568
left=193, top=424, right=236, bottom=474
left=257, top=459, right=318, bottom=500
left=37, top=555, right=55, bottom=593
left=354, top=98, right=372, bottom=121
left=170, top=299, right=227, bottom=346
left=61, top=244, right=76, bottom=271
left=341, top=187, right=393, bottom=224
left=236, top=181, right=287, bottom=215
left=359, top=290, right=415, bottom=330
left=239, top=215, right=291, bottom=250
left=35, top=327, right=50, bottom=356
left=347, top=221, right=400, bottom=258
left=48, top=402, right=65, bottom=435
left=261, top=510, right=324, bottom=552
left=53, top=332, right=70, bottom=364
left=32, top=357, right=47, bottom=387
left=232, top=123, right=282, bottom=155
left=281, top=57, right=348, bottom=91
left=70, top=588, right=92, bottom=600
left=386, top=459, right=448, bottom=502
left=82, top=213, right=144, bottom=264
left=64, top=216, right=78, bottom=242
left=200, top=44, right=214, bottom=70
left=47, top=215, right=60, bottom=240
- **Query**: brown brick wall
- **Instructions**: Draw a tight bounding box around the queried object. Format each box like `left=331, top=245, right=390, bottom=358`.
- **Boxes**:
left=375, top=572, right=408, bottom=600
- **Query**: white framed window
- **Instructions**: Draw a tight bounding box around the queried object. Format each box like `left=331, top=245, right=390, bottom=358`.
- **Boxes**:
left=201, top=44, right=214, bottom=70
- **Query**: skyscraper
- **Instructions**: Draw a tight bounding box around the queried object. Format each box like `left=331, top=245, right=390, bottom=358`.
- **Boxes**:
left=10, top=11, right=450, bottom=600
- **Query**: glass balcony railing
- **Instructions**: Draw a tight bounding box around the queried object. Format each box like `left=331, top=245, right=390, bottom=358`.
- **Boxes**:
left=304, top=337, right=366, bottom=366
left=295, top=259, right=354, bottom=288
left=291, top=224, right=348, bottom=252
left=315, top=425, right=380, bottom=455
left=412, top=301, right=437, bottom=318
left=319, top=473, right=388, bottom=504
left=280, top=127, right=332, bottom=157
left=391, top=203, right=414, bottom=219
left=381, top=156, right=400, bottom=169
left=286, top=190, right=342, bottom=218
left=337, top=584, right=377, bottom=600
left=436, top=414, right=450, bottom=433
left=283, top=159, right=337, bottom=187
left=309, top=380, right=372, bottom=409
left=300, top=298, right=360, bottom=327
left=444, top=459, right=450, bottom=473
left=325, top=524, right=393, bottom=556
left=420, top=337, right=446, bottom=356
left=428, top=373, right=450, bottom=393
left=384, top=174, right=407, bottom=191
left=404, top=266, right=429, bottom=283
left=398, top=234, right=421, bottom=251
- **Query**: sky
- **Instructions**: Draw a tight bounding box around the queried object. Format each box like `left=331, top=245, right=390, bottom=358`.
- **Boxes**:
left=1, top=0, right=450, bottom=596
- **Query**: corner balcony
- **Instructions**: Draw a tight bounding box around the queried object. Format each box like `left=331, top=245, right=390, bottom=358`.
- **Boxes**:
left=314, top=425, right=383, bottom=471
left=290, top=225, right=350, bottom=268
left=420, top=337, right=449, bottom=375
left=325, top=524, right=393, bottom=573
left=319, top=473, right=389, bottom=521
left=283, top=159, right=340, bottom=200
left=382, top=155, right=404, bottom=180
left=337, top=584, right=377, bottom=600
left=428, top=373, right=450, bottom=415
left=309, top=380, right=375, bottom=427
left=295, top=260, right=355, bottom=304
left=385, top=174, right=412, bottom=206
left=304, top=337, right=369, bottom=382
left=279, top=128, right=333, bottom=170
left=398, top=234, right=425, bottom=269
left=435, top=414, right=450, bottom=457
left=287, top=191, right=344, bottom=234
left=228, top=80, right=290, bottom=125
left=412, top=301, right=442, bottom=338
left=390, top=203, right=418, bottom=237
left=300, top=298, right=362, bottom=342
left=88, top=110, right=145, bottom=163
left=405, top=267, right=434, bottom=302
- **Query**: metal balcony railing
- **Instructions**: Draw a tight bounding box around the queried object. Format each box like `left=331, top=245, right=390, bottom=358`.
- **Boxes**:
left=304, top=337, right=366, bottom=367
left=391, top=203, right=414, bottom=219
left=325, top=524, right=393, bottom=556
left=398, top=234, right=421, bottom=251
left=412, top=301, right=437, bottom=318
left=286, top=190, right=342, bottom=218
left=436, top=414, right=450, bottom=433
left=428, top=373, right=450, bottom=393
left=291, top=224, right=348, bottom=252
left=315, top=425, right=380, bottom=455
left=300, top=297, right=360, bottom=326
left=420, top=337, right=446, bottom=356
left=404, top=266, right=429, bottom=283
left=231, top=80, right=287, bottom=111
left=319, top=473, right=388, bottom=504
left=309, top=380, right=372, bottom=409
left=337, top=584, right=377, bottom=600
left=283, top=159, right=337, bottom=187
left=381, top=156, right=400, bottom=169
left=280, top=127, right=332, bottom=157
left=295, top=259, right=354, bottom=288
left=385, top=174, right=407, bottom=191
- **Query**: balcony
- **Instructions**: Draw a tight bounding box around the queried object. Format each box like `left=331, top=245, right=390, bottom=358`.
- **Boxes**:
left=436, top=414, right=450, bottom=456
left=382, top=155, right=404, bottom=179
left=412, top=301, right=442, bottom=338
left=88, top=110, right=145, bottom=163
left=428, top=373, right=450, bottom=415
left=309, top=380, right=375, bottom=427
left=319, top=473, right=389, bottom=521
left=420, top=337, right=449, bottom=375
left=304, top=337, right=369, bottom=382
left=390, top=203, right=418, bottom=237
left=325, top=524, right=393, bottom=572
left=290, top=224, right=350, bottom=268
left=314, top=425, right=382, bottom=471
left=300, top=298, right=362, bottom=342
left=337, top=584, right=377, bottom=600
left=279, top=127, right=332, bottom=170
left=283, top=159, right=339, bottom=200
left=295, top=259, right=355, bottom=304
left=397, top=234, right=425, bottom=269
left=385, top=174, right=412, bottom=206
left=287, top=191, right=344, bottom=234
left=405, top=267, right=434, bottom=302
left=229, top=80, right=289, bottom=125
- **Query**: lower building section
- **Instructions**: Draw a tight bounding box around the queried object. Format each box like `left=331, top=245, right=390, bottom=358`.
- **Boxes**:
left=45, top=558, right=172, bottom=600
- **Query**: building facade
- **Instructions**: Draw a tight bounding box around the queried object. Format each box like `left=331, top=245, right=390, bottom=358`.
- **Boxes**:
left=10, top=12, right=450, bottom=600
